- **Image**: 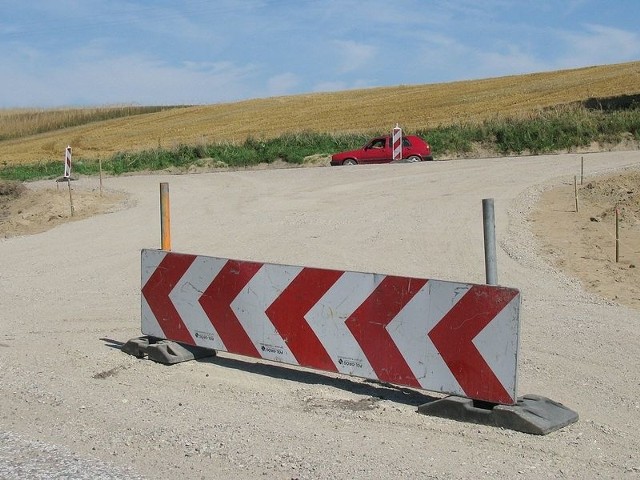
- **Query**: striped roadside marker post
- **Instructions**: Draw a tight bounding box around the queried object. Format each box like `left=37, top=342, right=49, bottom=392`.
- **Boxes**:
left=63, top=146, right=74, bottom=216
left=64, top=145, right=72, bottom=179
left=392, top=124, right=402, bottom=161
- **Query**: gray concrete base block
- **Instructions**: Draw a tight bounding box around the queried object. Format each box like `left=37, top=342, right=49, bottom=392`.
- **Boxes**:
left=122, top=336, right=216, bottom=365
left=121, top=336, right=153, bottom=358
left=147, top=340, right=216, bottom=365
left=418, top=394, right=578, bottom=435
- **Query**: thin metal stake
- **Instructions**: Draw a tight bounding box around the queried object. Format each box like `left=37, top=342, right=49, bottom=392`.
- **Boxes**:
left=482, top=198, right=498, bottom=285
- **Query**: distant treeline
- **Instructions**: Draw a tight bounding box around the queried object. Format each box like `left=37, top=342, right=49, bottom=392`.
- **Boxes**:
left=1, top=104, right=638, bottom=181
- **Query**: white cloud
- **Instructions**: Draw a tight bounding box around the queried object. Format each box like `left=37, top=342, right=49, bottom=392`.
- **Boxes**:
left=475, top=47, right=546, bottom=78
left=267, top=73, right=300, bottom=96
left=558, top=24, right=640, bottom=66
left=1, top=1, right=638, bottom=107
left=333, top=40, right=377, bottom=74
left=312, top=81, right=348, bottom=93
left=0, top=52, right=260, bottom=107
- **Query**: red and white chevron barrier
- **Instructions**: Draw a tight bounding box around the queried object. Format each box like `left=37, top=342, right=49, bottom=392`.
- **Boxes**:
left=141, top=249, right=521, bottom=405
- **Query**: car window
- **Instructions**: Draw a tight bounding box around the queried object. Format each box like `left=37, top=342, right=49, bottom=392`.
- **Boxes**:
left=370, top=139, right=386, bottom=148
left=402, top=138, right=412, bottom=147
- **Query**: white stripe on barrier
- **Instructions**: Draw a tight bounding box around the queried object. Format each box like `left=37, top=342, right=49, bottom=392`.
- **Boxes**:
left=306, top=271, right=376, bottom=378
left=386, top=282, right=431, bottom=384
left=423, top=281, right=468, bottom=393
left=232, top=263, right=302, bottom=365
left=474, top=295, right=520, bottom=396
left=173, top=256, right=228, bottom=350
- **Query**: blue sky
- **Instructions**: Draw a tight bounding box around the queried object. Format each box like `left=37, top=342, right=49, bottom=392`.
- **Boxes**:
left=1, top=0, right=638, bottom=108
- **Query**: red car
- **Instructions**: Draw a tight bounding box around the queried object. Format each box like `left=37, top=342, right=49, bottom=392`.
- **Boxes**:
left=330, top=135, right=433, bottom=166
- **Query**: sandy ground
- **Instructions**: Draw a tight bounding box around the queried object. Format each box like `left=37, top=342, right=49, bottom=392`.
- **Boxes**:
left=532, top=170, right=640, bottom=310
left=1, top=151, right=640, bottom=479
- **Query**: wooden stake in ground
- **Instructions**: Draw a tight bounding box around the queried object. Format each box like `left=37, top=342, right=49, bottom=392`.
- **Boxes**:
left=615, top=205, right=620, bottom=263
left=67, top=179, right=74, bottom=217
left=574, top=176, right=579, bottom=213
left=99, top=158, right=103, bottom=197
left=160, top=182, right=171, bottom=251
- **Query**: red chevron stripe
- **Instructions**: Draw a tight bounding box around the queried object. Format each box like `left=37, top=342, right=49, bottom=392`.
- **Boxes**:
left=428, top=285, right=518, bottom=404
left=199, top=259, right=262, bottom=357
left=141, top=252, right=196, bottom=344
left=265, top=267, right=342, bottom=371
left=346, top=276, right=427, bottom=387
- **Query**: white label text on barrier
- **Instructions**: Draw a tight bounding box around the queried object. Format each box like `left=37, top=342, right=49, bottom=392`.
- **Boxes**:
left=141, top=249, right=520, bottom=404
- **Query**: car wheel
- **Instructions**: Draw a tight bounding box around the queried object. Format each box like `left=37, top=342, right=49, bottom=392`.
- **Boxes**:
left=343, top=159, right=357, bottom=166
left=406, top=155, right=421, bottom=163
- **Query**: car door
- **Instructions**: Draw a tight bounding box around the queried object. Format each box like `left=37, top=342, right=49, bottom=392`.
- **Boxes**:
left=360, top=137, right=389, bottom=164
left=402, top=137, right=415, bottom=159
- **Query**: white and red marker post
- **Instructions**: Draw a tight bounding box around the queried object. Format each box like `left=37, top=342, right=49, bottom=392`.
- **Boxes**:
left=63, top=145, right=72, bottom=179
left=392, top=124, right=402, bottom=161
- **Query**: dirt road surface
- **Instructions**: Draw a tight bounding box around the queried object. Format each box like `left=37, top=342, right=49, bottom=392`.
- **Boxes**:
left=1, top=151, right=640, bottom=479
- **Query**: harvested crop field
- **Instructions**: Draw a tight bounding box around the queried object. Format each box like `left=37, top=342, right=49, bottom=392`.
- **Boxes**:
left=0, top=61, right=639, bottom=165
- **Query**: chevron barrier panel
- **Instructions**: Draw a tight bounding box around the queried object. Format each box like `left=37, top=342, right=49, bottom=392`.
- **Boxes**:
left=141, top=249, right=521, bottom=405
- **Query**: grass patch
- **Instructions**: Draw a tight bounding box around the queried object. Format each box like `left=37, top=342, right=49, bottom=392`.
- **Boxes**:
left=420, top=105, right=640, bottom=155
left=1, top=105, right=638, bottom=182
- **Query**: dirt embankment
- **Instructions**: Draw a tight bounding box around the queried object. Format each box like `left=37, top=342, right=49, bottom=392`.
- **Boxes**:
left=0, top=180, right=127, bottom=239
left=531, top=170, right=640, bottom=309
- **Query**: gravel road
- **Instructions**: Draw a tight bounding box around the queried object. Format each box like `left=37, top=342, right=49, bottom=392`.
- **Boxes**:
left=1, top=151, right=640, bottom=479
